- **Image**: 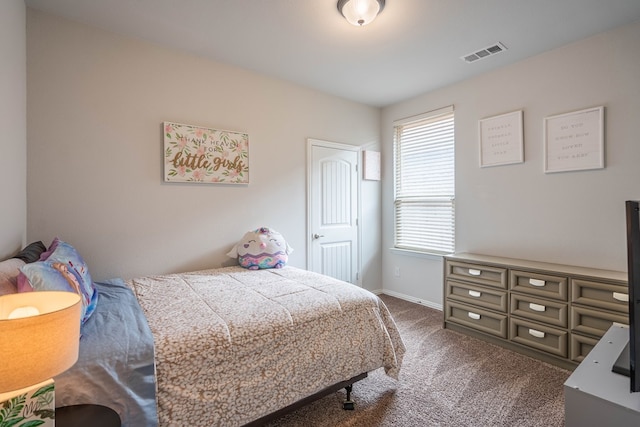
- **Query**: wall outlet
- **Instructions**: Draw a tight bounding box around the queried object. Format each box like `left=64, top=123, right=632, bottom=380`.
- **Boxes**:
left=394, top=267, right=400, bottom=277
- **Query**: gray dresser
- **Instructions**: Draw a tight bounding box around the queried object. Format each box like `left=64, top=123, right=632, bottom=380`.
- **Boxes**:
left=443, top=253, right=628, bottom=369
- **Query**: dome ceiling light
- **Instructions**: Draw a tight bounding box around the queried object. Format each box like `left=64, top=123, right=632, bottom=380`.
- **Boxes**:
left=337, top=0, right=385, bottom=27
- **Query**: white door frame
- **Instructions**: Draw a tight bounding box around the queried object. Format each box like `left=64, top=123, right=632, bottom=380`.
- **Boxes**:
left=306, top=138, right=362, bottom=286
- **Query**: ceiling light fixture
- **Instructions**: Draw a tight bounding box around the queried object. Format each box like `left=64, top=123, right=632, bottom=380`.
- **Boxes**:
left=337, top=0, right=385, bottom=27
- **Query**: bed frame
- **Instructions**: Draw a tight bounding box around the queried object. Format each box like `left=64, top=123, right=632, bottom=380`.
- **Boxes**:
left=243, top=373, right=368, bottom=426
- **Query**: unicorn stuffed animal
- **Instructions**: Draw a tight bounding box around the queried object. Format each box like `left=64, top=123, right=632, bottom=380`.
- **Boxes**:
left=227, top=227, right=293, bottom=270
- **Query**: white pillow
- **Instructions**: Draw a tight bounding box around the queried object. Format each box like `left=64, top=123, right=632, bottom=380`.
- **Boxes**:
left=0, top=258, right=26, bottom=296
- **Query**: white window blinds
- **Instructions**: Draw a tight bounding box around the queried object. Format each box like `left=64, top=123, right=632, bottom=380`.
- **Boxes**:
left=393, top=106, right=455, bottom=254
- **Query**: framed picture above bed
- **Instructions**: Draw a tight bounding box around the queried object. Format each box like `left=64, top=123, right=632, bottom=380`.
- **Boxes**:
left=163, top=121, right=249, bottom=184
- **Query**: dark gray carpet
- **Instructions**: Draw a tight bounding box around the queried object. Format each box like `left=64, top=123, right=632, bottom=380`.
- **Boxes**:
left=267, top=294, right=570, bottom=426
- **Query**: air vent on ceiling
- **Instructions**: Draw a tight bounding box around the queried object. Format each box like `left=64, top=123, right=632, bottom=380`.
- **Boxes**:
left=461, top=42, right=507, bottom=63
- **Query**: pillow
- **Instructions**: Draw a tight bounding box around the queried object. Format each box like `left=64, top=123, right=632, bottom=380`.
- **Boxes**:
left=38, top=238, right=60, bottom=261
left=226, top=227, right=293, bottom=270
left=0, top=240, right=45, bottom=296
left=18, top=238, right=98, bottom=325
left=13, top=241, right=47, bottom=263
left=0, top=258, right=25, bottom=296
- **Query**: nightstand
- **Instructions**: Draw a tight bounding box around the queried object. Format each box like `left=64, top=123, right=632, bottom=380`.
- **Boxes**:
left=56, top=404, right=121, bottom=427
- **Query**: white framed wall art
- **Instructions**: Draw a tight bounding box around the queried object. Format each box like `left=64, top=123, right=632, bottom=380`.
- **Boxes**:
left=543, top=106, right=604, bottom=173
left=362, top=150, right=381, bottom=181
left=478, top=110, right=524, bottom=168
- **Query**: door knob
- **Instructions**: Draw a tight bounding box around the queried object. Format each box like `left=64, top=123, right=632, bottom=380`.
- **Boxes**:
left=313, top=233, right=325, bottom=239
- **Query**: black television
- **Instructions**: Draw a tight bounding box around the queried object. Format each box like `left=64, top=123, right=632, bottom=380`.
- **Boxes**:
left=612, top=200, right=640, bottom=392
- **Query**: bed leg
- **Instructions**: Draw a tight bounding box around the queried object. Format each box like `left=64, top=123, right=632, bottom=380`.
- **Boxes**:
left=342, top=384, right=355, bottom=410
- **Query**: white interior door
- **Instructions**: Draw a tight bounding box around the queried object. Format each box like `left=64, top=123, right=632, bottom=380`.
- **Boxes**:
left=307, top=139, right=360, bottom=284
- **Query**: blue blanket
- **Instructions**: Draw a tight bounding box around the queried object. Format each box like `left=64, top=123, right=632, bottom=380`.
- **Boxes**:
left=54, top=279, right=158, bottom=426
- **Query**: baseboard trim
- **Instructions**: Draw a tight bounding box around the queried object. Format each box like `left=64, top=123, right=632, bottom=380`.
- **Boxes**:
left=373, top=289, right=443, bottom=311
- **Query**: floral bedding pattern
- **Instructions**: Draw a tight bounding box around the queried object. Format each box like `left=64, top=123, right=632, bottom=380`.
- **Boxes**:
left=127, top=266, right=405, bottom=426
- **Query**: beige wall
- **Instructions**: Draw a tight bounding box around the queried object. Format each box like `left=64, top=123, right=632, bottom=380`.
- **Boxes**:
left=0, top=0, right=27, bottom=259
left=25, top=7, right=639, bottom=303
left=382, top=20, right=640, bottom=307
left=27, top=9, right=382, bottom=286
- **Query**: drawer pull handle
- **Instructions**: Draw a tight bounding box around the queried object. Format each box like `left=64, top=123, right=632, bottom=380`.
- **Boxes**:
left=613, top=292, right=629, bottom=302
left=528, top=329, right=545, bottom=339
left=529, top=278, right=546, bottom=287
left=529, top=303, right=546, bottom=312
left=468, top=290, right=482, bottom=298
left=468, top=312, right=481, bottom=320
left=468, top=269, right=481, bottom=276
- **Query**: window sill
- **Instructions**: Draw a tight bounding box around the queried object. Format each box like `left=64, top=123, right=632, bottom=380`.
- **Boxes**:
left=389, top=247, right=448, bottom=260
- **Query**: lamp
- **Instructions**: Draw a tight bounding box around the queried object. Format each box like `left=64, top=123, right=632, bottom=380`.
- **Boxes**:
left=337, top=0, right=385, bottom=26
left=0, top=291, right=81, bottom=426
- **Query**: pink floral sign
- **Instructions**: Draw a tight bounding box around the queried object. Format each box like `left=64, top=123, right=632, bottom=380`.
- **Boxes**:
left=163, top=122, right=249, bottom=184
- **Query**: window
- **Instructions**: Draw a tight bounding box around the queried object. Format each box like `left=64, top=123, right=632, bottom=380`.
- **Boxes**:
left=393, top=106, right=455, bottom=254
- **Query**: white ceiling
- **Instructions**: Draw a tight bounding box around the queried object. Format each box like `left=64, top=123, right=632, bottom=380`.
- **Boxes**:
left=24, top=0, right=640, bottom=107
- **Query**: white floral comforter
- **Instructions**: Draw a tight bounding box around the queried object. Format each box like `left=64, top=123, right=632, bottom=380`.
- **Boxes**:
left=127, top=266, right=405, bottom=427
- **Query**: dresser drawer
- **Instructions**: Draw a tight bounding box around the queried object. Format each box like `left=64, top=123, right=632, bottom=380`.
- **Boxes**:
left=571, top=279, right=629, bottom=314
left=446, top=261, right=507, bottom=289
left=445, top=301, right=508, bottom=338
left=570, top=306, right=628, bottom=338
left=510, top=294, right=567, bottom=328
left=569, top=334, right=598, bottom=363
left=510, top=270, right=568, bottom=301
left=446, top=280, right=508, bottom=313
left=509, top=318, right=568, bottom=358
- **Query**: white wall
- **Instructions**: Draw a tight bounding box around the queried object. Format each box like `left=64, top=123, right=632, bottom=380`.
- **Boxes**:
left=26, top=9, right=382, bottom=288
left=382, top=20, right=640, bottom=307
left=0, top=0, right=27, bottom=259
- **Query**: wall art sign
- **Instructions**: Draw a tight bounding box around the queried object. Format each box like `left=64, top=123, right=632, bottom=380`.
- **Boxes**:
left=478, top=110, right=524, bottom=167
left=544, top=106, right=604, bottom=173
left=362, top=150, right=381, bottom=181
left=163, top=122, right=249, bottom=184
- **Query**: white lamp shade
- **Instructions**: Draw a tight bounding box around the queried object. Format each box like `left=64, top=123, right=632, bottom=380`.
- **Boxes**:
left=338, top=0, right=384, bottom=26
left=0, top=291, right=81, bottom=393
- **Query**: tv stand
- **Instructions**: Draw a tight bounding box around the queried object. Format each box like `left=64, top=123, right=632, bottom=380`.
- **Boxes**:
left=564, top=325, right=640, bottom=426
left=612, top=341, right=631, bottom=377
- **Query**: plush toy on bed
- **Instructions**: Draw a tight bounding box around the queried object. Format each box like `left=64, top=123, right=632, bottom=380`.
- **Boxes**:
left=227, top=227, right=293, bottom=270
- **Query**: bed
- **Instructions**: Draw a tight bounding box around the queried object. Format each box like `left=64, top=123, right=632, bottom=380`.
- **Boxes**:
left=6, top=242, right=405, bottom=426
left=127, top=265, right=405, bottom=426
